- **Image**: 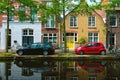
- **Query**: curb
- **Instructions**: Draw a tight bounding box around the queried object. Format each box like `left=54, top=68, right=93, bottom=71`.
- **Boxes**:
left=0, top=55, right=120, bottom=61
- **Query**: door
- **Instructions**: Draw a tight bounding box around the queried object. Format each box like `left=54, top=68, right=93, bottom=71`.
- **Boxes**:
left=66, top=36, right=75, bottom=49
left=85, top=43, right=95, bottom=54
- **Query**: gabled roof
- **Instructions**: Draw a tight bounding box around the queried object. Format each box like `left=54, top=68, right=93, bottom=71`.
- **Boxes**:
left=95, top=10, right=106, bottom=23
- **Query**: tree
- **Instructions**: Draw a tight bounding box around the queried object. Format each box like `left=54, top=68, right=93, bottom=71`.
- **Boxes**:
left=39, top=0, right=106, bottom=52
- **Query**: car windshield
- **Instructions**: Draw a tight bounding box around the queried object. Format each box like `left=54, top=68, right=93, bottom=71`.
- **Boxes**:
left=44, top=43, right=52, bottom=48
left=30, top=43, right=37, bottom=48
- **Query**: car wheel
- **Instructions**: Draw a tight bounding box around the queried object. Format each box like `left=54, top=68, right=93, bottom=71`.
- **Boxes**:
left=43, top=51, right=48, bottom=55
left=18, top=51, right=23, bottom=55
left=100, top=51, right=106, bottom=55
left=79, top=50, right=84, bottom=55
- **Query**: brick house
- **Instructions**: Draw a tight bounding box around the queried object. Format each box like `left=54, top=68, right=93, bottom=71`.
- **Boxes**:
left=62, top=8, right=106, bottom=49
left=40, top=0, right=60, bottom=48
left=102, top=0, right=120, bottom=50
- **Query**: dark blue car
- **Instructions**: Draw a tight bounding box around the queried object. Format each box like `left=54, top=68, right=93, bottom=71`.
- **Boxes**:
left=16, top=42, right=55, bottom=55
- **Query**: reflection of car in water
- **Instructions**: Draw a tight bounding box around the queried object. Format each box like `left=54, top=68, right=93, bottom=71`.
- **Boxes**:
left=76, top=61, right=106, bottom=73
left=14, top=60, right=55, bottom=73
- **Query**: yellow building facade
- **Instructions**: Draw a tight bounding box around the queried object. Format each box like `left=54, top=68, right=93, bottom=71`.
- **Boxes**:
left=64, top=10, right=106, bottom=49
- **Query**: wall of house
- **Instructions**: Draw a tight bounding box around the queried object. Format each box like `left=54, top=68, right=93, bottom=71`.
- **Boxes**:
left=0, top=22, right=41, bottom=50
left=65, top=11, right=105, bottom=45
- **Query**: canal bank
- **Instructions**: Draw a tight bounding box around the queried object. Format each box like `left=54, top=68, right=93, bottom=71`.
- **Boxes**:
left=0, top=48, right=120, bottom=61
left=0, top=53, right=120, bottom=61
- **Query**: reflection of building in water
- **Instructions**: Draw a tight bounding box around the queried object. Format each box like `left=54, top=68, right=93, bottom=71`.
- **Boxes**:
left=105, top=61, right=120, bottom=80
left=52, top=61, right=106, bottom=80
left=22, top=67, right=33, bottom=76
left=0, top=63, right=6, bottom=80
left=1, top=60, right=118, bottom=80
left=42, top=62, right=59, bottom=80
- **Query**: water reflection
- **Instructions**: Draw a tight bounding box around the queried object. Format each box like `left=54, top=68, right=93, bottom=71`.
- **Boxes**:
left=0, top=60, right=120, bottom=80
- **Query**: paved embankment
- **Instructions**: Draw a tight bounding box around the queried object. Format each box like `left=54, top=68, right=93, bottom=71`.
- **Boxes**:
left=0, top=49, right=120, bottom=60
left=0, top=54, right=120, bottom=61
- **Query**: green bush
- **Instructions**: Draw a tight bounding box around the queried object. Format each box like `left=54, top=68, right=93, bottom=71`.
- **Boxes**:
left=78, top=37, right=87, bottom=45
left=0, top=53, right=14, bottom=57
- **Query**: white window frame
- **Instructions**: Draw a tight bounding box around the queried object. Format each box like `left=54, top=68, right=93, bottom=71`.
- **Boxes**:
left=23, top=29, right=33, bottom=36
left=88, top=76, right=96, bottom=80
left=45, top=15, right=55, bottom=28
left=62, top=33, right=78, bottom=42
left=70, top=16, right=78, bottom=28
left=88, top=32, right=98, bottom=42
left=109, top=14, right=117, bottom=27
left=88, top=16, right=96, bottom=28
left=22, top=29, right=34, bottom=47
left=45, top=76, right=57, bottom=80
left=30, top=6, right=38, bottom=21
left=69, top=76, right=78, bottom=80
left=43, top=33, right=57, bottom=43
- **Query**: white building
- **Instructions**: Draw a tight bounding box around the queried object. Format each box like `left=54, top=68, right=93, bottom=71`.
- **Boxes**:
left=0, top=21, right=41, bottom=51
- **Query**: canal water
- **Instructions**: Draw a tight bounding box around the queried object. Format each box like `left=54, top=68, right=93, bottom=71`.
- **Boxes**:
left=0, top=59, right=120, bottom=80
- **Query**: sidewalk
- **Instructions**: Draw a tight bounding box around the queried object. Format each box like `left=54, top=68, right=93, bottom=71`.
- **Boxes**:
left=55, top=49, right=75, bottom=54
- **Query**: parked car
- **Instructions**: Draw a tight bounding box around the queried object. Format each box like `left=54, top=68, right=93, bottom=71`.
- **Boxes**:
left=16, top=42, right=55, bottom=55
left=75, top=42, right=106, bottom=55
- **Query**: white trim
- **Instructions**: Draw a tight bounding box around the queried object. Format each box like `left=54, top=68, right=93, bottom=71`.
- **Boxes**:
left=88, top=16, right=96, bottom=28
left=69, top=15, right=78, bottom=28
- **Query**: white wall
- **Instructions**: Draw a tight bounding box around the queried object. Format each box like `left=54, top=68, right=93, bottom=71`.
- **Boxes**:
left=0, top=22, right=41, bottom=50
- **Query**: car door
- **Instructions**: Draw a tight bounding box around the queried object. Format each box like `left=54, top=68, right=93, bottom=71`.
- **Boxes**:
left=94, top=43, right=101, bottom=53
left=28, top=43, right=38, bottom=54
left=85, top=43, right=95, bottom=54
left=36, top=43, right=43, bottom=55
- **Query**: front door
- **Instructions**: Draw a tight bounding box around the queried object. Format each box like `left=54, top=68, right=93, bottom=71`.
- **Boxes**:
left=66, top=36, right=75, bottom=49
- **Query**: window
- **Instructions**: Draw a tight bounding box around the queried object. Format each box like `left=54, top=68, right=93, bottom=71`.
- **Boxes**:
left=43, top=33, right=57, bottom=43
left=45, top=76, right=56, bottom=80
left=30, top=43, right=37, bottom=48
left=88, top=16, right=96, bottom=27
left=22, top=29, right=34, bottom=47
left=70, top=16, right=77, bottom=28
left=109, top=14, right=117, bottom=27
left=19, top=6, right=26, bottom=21
left=118, top=15, right=120, bottom=26
left=88, top=76, right=96, bottom=80
left=69, top=76, right=78, bottom=80
left=6, top=29, right=11, bottom=48
left=9, top=8, right=14, bottom=21
left=94, top=43, right=100, bottom=46
left=30, top=6, right=37, bottom=22
left=45, top=15, right=55, bottom=28
left=88, top=33, right=98, bottom=42
left=110, top=33, right=115, bottom=46
left=62, top=33, right=78, bottom=42
left=46, top=2, right=53, bottom=7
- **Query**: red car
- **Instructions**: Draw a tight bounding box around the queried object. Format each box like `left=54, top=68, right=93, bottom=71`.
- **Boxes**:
left=75, top=42, right=106, bottom=55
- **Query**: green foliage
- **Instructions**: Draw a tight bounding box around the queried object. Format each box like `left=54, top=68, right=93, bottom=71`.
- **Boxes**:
left=0, top=53, right=14, bottom=57
left=102, top=27, right=107, bottom=34
left=78, top=37, right=87, bottom=45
